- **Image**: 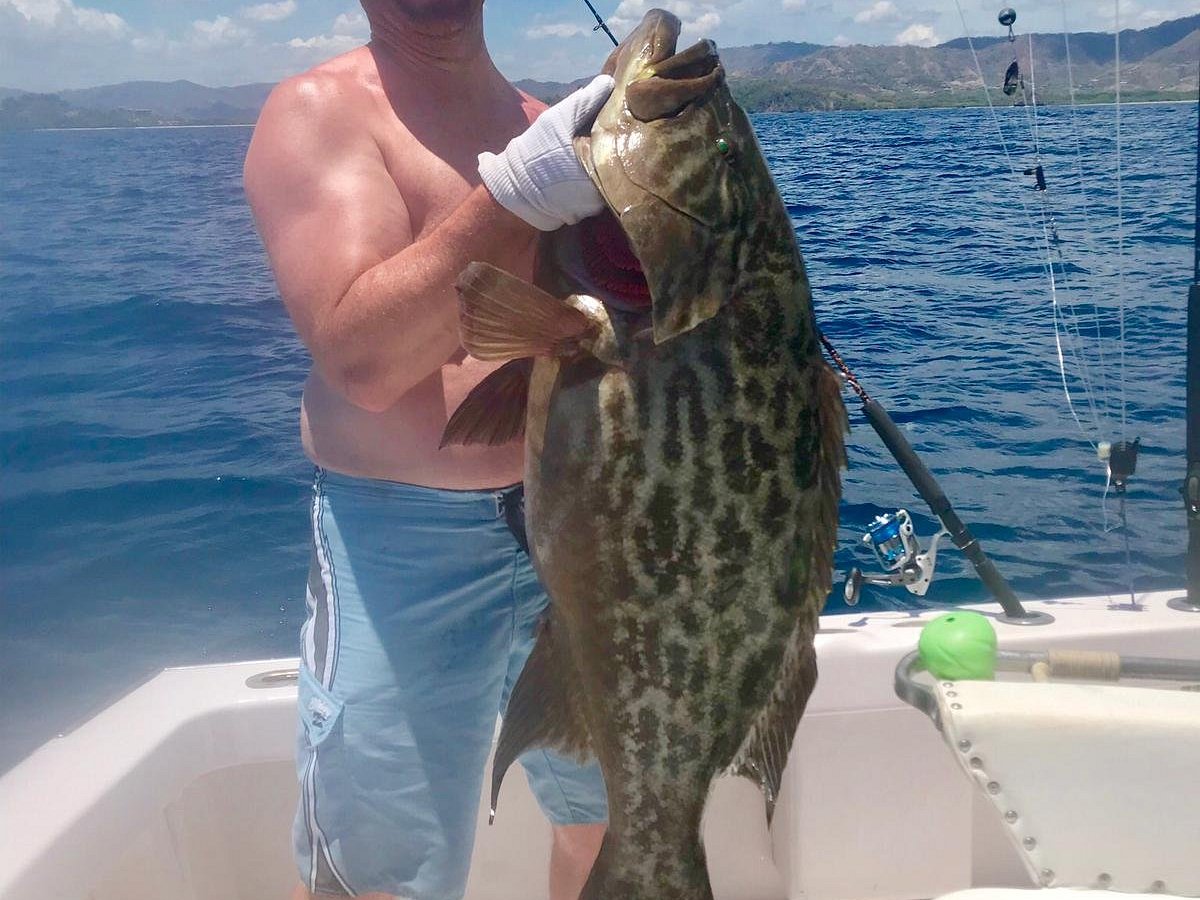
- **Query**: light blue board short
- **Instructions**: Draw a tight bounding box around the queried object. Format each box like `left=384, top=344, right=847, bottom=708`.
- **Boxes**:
left=294, top=468, right=608, bottom=899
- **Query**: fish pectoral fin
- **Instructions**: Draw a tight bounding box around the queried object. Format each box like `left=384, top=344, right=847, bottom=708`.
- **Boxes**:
left=492, top=614, right=595, bottom=822
left=456, top=262, right=595, bottom=361
left=440, top=358, right=533, bottom=448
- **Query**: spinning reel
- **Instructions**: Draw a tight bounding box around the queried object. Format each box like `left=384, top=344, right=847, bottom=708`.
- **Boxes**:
left=843, top=510, right=951, bottom=606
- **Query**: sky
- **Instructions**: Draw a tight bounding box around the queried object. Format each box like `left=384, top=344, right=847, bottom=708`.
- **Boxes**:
left=2, top=0, right=1198, bottom=92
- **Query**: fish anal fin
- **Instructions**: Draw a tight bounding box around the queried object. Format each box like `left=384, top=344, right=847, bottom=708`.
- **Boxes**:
left=440, top=358, right=533, bottom=448
left=492, top=614, right=595, bottom=821
left=456, top=262, right=595, bottom=362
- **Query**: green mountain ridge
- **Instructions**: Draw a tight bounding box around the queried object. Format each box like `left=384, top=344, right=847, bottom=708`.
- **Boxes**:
left=3, top=13, right=1196, bottom=130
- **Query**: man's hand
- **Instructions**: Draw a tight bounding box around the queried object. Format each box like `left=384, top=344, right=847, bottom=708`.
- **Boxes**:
left=478, top=74, right=615, bottom=231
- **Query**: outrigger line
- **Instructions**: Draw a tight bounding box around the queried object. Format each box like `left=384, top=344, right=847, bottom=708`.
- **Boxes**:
left=953, top=2, right=1149, bottom=606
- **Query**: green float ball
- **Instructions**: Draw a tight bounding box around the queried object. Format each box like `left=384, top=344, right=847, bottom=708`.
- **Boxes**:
left=918, top=611, right=997, bottom=680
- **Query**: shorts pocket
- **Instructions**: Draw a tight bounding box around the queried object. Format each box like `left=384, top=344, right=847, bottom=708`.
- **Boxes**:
left=296, top=666, right=354, bottom=895
left=298, top=665, right=344, bottom=748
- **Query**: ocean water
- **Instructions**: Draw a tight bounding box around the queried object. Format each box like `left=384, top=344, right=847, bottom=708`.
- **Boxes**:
left=1, top=103, right=1195, bottom=774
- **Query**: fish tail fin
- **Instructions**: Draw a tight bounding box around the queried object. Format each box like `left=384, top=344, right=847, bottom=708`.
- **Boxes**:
left=441, top=357, right=533, bottom=448
left=492, top=614, right=595, bottom=821
left=456, top=262, right=594, bottom=361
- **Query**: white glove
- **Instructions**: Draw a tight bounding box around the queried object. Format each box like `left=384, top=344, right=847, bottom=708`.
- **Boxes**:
left=478, top=74, right=615, bottom=231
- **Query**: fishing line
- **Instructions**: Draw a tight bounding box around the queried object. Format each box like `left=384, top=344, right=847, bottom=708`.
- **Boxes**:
left=1018, top=17, right=1108, bottom=445
left=955, top=1, right=1146, bottom=589
left=955, top=2, right=1105, bottom=448
left=1113, top=0, right=1129, bottom=436
left=582, top=0, right=619, bottom=46
left=1059, top=0, right=1115, bottom=419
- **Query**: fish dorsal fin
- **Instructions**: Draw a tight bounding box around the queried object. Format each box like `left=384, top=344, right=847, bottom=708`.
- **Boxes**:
left=456, top=262, right=594, bottom=361
left=492, top=614, right=596, bottom=822
left=440, top=357, right=533, bottom=448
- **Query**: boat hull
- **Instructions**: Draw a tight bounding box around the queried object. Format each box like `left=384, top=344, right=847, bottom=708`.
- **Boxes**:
left=2, top=590, right=1196, bottom=900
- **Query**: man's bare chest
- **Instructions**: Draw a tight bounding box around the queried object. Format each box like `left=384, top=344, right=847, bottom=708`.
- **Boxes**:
left=375, top=104, right=533, bottom=239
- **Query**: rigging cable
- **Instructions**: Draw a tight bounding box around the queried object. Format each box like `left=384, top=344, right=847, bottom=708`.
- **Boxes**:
left=956, top=3, right=1105, bottom=448
left=1113, top=0, right=1129, bottom=436
left=1028, top=34, right=1104, bottom=448
left=1059, top=0, right=1114, bottom=418
left=1019, top=11, right=1108, bottom=444
left=956, top=3, right=1141, bottom=574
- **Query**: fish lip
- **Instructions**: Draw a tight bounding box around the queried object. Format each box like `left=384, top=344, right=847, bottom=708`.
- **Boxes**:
left=643, top=9, right=682, bottom=67
left=649, top=39, right=720, bottom=80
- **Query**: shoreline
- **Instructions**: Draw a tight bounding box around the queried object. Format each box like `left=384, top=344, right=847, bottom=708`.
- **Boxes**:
left=5, top=98, right=1195, bottom=133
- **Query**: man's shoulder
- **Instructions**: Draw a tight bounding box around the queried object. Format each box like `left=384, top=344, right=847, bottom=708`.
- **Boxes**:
left=260, top=47, right=379, bottom=127
left=245, top=47, right=381, bottom=190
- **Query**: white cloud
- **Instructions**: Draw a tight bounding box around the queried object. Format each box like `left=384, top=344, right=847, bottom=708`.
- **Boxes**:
left=854, top=0, right=899, bottom=23
left=609, top=0, right=735, bottom=39
left=289, top=10, right=368, bottom=51
left=4, top=0, right=126, bottom=36
left=3, top=0, right=1199, bottom=93
left=526, top=22, right=588, bottom=39
left=240, top=0, right=297, bottom=23
left=832, top=33, right=851, bottom=45
left=286, top=33, right=360, bottom=52
left=192, top=15, right=251, bottom=46
left=332, top=11, right=367, bottom=34
left=893, top=22, right=940, bottom=45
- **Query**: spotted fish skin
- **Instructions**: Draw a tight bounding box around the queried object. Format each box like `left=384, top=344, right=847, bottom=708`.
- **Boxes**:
left=449, top=9, right=846, bottom=899
left=521, top=12, right=846, bottom=899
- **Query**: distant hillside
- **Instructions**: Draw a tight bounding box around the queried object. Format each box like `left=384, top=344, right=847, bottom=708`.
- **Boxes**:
left=0, top=93, right=168, bottom=129
left=512, top=76, right=591, bottom=106
left=519, top=13, right=1197, bottom=111
left=937, top=12, right=1199, bottom=62
left=2, top=13, right=1196, bottom=130
left=718, top=41, right=825, bottom=75
left=60, top=80, right=274, bottom=123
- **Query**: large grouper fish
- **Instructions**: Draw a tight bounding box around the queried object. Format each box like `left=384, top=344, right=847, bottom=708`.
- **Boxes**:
left=442, top=8, right=847, bottom=898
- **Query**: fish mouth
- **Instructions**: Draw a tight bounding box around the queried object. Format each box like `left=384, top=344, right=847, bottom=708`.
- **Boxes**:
left=577, top=211, right=651, bottom=311
left=604, top=10, right=724, bottom=122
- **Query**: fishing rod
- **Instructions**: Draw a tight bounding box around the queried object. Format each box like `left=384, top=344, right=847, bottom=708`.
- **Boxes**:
left=582, top=0, right=619, bottom=46
left=1168, top=59, right=1200, bottom=614
left=573, top=0, right=1045, bottom=621
left=820, top=336, right=1049, bottom=624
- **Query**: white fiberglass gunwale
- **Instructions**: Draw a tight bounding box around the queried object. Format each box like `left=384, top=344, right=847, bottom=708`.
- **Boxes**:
left=0, top=589, right=1196, bottom=900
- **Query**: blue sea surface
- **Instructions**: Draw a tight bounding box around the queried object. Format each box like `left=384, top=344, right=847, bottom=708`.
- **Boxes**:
left=1, top=104, right=1195, bottom=773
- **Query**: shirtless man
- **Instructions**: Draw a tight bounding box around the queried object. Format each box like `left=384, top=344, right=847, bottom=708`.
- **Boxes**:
left=243, top=1, right=612, bottom=897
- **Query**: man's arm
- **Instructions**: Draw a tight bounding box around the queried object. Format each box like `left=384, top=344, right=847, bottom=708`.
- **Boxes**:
left=244, top=76, right=536, bottom=413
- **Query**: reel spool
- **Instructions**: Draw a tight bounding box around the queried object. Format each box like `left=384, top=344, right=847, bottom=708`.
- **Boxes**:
left=844, top=509, right=951, bottom=606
